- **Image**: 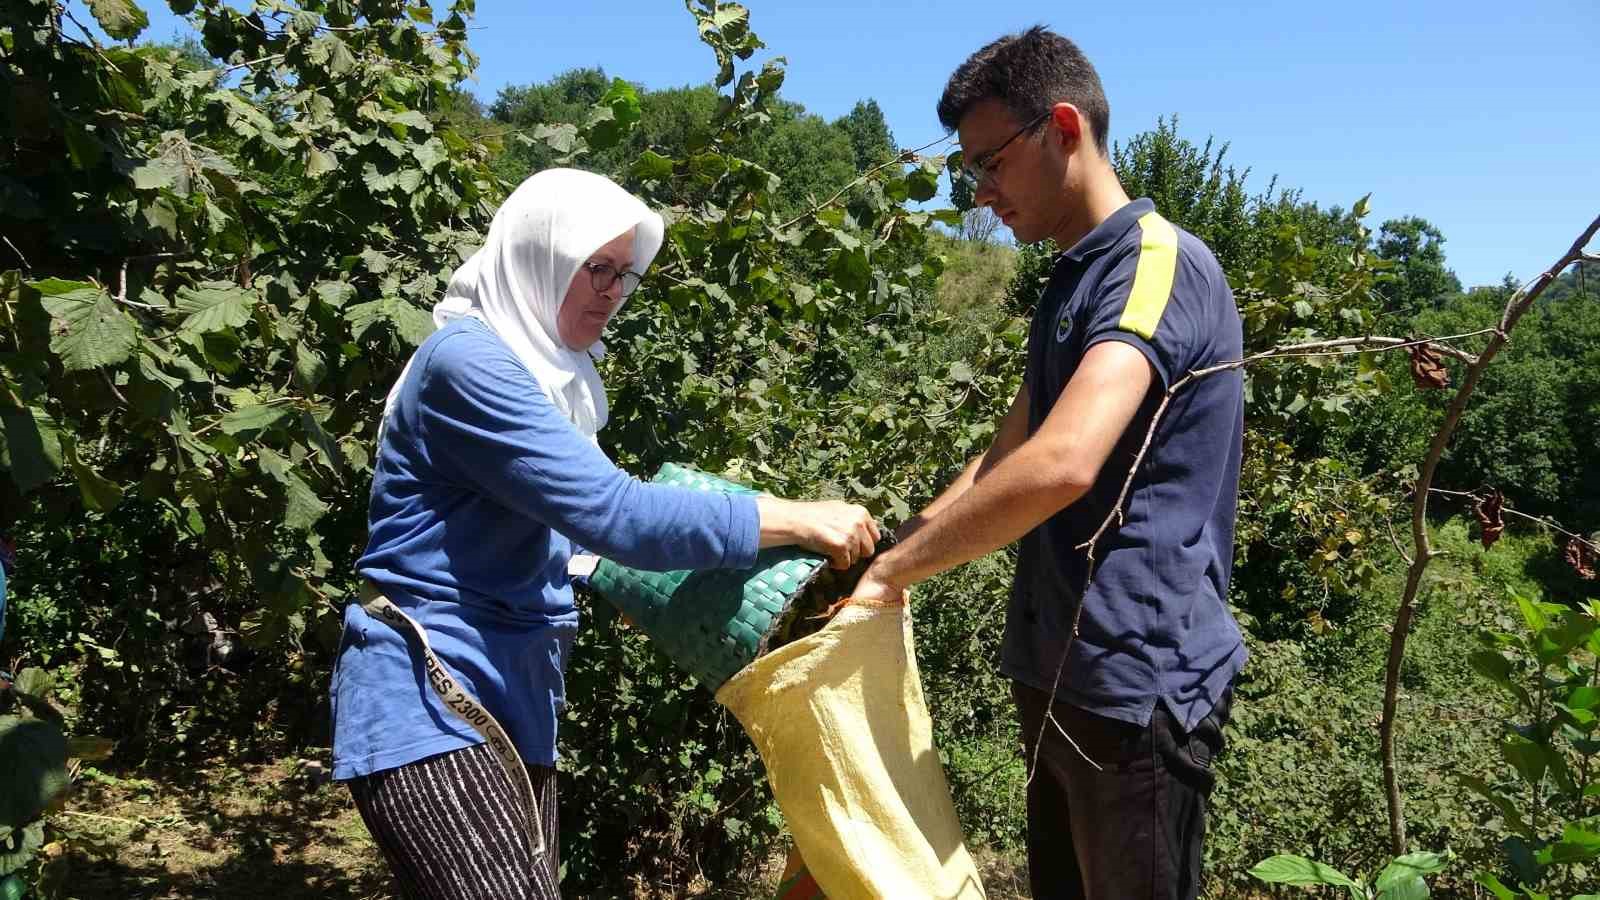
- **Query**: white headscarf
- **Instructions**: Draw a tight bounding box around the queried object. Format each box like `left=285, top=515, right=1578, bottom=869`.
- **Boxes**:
left=383, top=168, right=665, bottom=440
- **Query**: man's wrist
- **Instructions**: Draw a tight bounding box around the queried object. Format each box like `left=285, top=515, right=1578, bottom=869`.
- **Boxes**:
left=861, top=555, right=909, bottom=592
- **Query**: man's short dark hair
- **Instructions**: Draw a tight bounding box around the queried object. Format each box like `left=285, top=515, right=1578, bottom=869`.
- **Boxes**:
left=937, top=26, right=1111, bottom=156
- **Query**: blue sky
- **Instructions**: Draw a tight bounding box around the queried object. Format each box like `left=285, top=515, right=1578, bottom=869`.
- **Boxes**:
left=109, top=0, right=1597, bottom=288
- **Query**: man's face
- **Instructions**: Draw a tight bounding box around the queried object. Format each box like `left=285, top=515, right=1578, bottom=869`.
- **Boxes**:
left=956, top=99, right=1066, bottom=245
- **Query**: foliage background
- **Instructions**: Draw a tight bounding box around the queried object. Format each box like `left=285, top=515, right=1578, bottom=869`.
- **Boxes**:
left=2, top=0, right=1596, bottom=896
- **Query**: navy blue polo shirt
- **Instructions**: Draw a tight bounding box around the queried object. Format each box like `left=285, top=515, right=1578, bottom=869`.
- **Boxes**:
left=1001, top=197, right=1247, bottom=733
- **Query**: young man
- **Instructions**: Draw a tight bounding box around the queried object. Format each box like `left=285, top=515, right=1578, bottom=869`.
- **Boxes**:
left=850, top=26, right=1247, bottom=900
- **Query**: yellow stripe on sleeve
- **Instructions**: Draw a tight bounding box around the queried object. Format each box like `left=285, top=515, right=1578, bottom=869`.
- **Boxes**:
left=1117, top=212, right=1178, bottom=340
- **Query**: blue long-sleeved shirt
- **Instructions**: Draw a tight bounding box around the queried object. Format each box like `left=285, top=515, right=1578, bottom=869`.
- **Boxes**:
left=331, top=317, right=760, bottom=779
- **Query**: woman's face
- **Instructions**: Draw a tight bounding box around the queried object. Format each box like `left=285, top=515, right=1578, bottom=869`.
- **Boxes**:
left=556, top=228, right=634, bottom=350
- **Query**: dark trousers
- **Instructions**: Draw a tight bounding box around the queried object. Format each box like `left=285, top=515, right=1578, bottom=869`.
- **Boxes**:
left=347, top=741, right=562, bottom=900
left=1011, top=681, right=1231, bottom=900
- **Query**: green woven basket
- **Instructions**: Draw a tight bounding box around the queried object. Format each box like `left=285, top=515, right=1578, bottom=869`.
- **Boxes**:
left=587, top=463, right=835, bottom=692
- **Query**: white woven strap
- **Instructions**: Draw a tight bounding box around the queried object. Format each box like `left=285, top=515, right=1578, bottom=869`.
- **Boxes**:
left=359, top=581, right=545, bottom=857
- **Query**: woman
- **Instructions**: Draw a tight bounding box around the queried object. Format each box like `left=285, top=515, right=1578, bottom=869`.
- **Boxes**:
left=332, top=168, right=877, bottom=899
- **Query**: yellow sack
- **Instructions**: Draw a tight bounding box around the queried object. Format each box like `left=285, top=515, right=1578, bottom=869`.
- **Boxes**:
left=715, top=601, right=987, bottom=900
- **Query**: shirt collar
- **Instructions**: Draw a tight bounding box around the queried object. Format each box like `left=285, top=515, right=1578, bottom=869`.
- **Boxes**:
left=1058, top=197, right=1156, bottom=264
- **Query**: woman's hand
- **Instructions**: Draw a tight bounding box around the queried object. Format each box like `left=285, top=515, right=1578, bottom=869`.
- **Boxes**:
left=756, top=497, right=880, bottom=569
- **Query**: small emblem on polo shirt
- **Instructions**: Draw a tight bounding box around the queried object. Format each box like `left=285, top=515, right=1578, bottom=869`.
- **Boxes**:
left=1055, top=309, right=1073, bottom=343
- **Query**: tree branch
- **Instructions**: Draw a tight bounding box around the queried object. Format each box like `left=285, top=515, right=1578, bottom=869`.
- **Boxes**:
left=1427, top=487, right=1600, bottom=555
left=1380, top=211, right=1600, bottom=855
left=1, top=236, right=30, bottom=271
left=1072, top=331, right=1490, bottom=562
left=115, top=259, right=164, bottom=311
left=217, top=54, right=286, bottom=77
left=776, top=133, right=955, bottom=232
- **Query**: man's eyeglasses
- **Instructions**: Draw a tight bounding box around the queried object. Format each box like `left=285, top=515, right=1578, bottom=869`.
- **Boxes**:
left=956, top=111, right=1051, bottom=191
left=583, top=261, right=643, bottom=297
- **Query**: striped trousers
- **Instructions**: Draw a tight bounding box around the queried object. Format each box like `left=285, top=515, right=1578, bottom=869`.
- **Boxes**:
left=347, top=742, right=561, bottom=899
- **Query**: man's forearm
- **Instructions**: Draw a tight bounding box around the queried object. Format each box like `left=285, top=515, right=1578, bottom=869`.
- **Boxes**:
left=871, top=437, right=1090, bottom=588
left=861, top=342, right=1154, bottom=594
left=896, top=455, right=983, bottom=540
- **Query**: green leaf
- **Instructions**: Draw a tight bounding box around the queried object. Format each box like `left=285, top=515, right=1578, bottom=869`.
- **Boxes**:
left=362, top=162, right=399, bottom=194
left=305, top=147, right=337, bottom=178
left=1248, top=855, right=1365, bottom=899
left=1468, top=649, right=1512, bottom=683
left=586, top=78, right=642, bottom=151
left=0, top=716, right=68, bottom=829
left=395, top=169, right=424, bottom=194
left=61, top=435, right=124, bottom=512
left=1473, top=873, right=1516, bottom=900
left=533, top=123, right=581, bottom=155
left=1, top=407, right=63, bottom=494
left=34, top=280, right=138, bottom=371
left=413, top=138, right=447, bottom=172
left=63, top=122, right=105, bottom=170
left=1540, top=821, right=1600, bottom=864
left=136, top=347, right=185, bottom=392
left=311, top=34, right=356, bottom=76
left=390, top=110, right=432, bottom=133
left=1501, top=734, right=1548, bottom=786
left=300, top=409, right=343, bottom=476
left=906, top=163, right=940, bottom=202
left=294, top=342, right=327, bottom=390
left=88, top=0, right=149, bottom=40
left=174, top=282, right=254, bottom=333
left=1374, top=875, right=1425, bottom=900
left=129, top=157, right=182, bottom=191
left=256, top=447, right=329, bottom=531
left=346, top=297, right=434, bottom=346
left=220, top=402, right=293, bottom=438
left=10, top=669, right=51, bottom=699
left=0, top=822, right=43, bottom=879
left=1514, top=592, right=1549, bottom=633
left=1456, top=774, right=1533, bottom=837
left=1375, top=852, right=1447, bottom=899
left=1569, top=685, right=1600, bottom=711
left=632, top=150, right=675, bottom=182
left=313, top=281, right=356, bottom=309
left=831, top=247, right=871, bottom=294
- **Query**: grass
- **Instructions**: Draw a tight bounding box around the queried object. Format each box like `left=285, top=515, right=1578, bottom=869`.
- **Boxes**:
left=45, top=758, right=392, bottom=899
left=932, top=233, right=1017, bottom=312
left=43, top=757, right=1032, bottom=898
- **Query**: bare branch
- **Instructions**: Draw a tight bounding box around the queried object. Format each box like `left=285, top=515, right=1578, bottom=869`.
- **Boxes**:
left=1428, top=487, right=1600, bottom=555
left=1072, top=330, right=1491, bottom=562
left=777, top=133, right=955, bottom=232
left=2, top=236, right=30, bottom=271
left=1028, top=652, right=1102, bottom=784
left=114, top=259, right=164, bottom=311
left=217, top=54, right=287, bottom=77
left=1385, top=516, right=1413, bottom=567
left=101, top=371, right=129, bottom=407
left=1379, top=211, right=1600, bottom=855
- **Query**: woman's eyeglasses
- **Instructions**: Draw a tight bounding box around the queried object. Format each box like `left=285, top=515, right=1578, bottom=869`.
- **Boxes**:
left=584, top=261, right=643, bottom=297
